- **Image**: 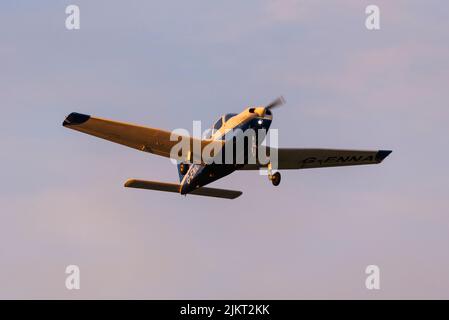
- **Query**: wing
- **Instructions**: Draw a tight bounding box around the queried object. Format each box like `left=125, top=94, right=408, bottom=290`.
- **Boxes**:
left=239, top=148, right=392, bottom=170
left=62, top=112, right=223, bottom=162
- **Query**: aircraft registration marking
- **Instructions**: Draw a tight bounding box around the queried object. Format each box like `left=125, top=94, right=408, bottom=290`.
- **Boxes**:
left=301, top=155, right=375, bottom=166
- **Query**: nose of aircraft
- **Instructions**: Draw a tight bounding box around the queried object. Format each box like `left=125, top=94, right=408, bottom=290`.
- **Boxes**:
left=253, top=107, right=266, bottom=117
left=250, top=107, right=273, bottom=120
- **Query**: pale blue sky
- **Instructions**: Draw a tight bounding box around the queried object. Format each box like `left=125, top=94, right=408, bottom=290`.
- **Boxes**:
left=1, top=0, right=449, bottom=298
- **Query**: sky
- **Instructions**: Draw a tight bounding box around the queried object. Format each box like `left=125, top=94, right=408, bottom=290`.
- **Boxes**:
left=1, top=0, right=449, bottom=299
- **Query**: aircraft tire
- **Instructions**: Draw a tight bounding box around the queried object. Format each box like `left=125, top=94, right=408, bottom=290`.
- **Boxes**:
left=271, top=172, right=281, bottom=186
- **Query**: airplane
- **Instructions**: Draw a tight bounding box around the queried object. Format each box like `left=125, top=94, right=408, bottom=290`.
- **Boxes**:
left=62, top=97, right=391, bottom=199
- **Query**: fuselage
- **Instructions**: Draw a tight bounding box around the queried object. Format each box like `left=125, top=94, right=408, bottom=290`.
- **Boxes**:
left=180, top=107, right=273, bottom=194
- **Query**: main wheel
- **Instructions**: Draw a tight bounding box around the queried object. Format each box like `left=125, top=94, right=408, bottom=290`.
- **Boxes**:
left=179, top=163, right=189, bottom=175
left=271, top=172, right=281, bottom=186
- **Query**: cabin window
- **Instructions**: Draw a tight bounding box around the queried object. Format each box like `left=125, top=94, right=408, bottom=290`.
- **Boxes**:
left=224, top=113, right=237, bottom=122
left=213, top=118, right=223, bottom=131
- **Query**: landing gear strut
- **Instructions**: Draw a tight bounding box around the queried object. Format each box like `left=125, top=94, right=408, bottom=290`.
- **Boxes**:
left=267, top=162, right=281, bottom=186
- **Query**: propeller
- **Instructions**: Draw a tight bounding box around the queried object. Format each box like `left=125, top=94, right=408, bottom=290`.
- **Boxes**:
left=265, top=96, right=285, bottom=110
left=249, top=96, right=286, bottom=117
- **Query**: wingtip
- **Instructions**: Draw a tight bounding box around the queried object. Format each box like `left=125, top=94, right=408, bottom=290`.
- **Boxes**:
left=232, top=191, right=243, bottom=199
left=62, top=112, right=91, bottom=127
left=124, top=179, right=137, bottom=188
left=376, top=150, right=392, bottom=162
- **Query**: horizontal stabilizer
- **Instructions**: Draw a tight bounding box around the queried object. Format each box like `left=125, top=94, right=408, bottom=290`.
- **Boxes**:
left=124, top=179, right=242, bottom=199
left=190, top=187, right=242, bottom=199
left=124, top=179, right=180, bottom=193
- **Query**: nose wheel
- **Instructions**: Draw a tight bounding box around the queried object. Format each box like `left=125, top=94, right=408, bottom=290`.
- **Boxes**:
left=270, top=172, right=281, bottom=186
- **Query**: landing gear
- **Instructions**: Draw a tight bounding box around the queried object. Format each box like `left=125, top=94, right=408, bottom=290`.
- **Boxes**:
left=179, top=163, right=189, bottom=175
left=271, top=172, right=281, bottom=186
left=267, top=162, right=281, bottom=186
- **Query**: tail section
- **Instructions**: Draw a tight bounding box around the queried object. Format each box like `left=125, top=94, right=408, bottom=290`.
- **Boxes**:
left=125, top=179, right=180, bottom=193
left=124, top=179, right=242, bottom=200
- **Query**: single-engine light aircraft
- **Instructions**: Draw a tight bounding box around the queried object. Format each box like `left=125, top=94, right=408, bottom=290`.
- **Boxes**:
left=62, top=97, right=391, bottom=199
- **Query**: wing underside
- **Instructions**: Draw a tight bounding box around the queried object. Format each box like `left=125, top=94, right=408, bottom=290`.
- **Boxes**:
left=62, top=112, right=222, bottom=162
left=239, top=148, right=392, bottom=170
left=63, top=113, right=391, bottom=170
